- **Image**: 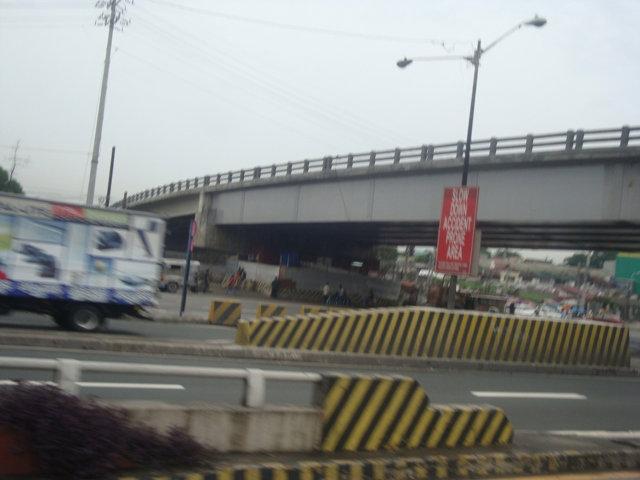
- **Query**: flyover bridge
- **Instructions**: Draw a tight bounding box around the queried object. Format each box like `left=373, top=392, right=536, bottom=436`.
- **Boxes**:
left=120, top=125, right=640, bottom=254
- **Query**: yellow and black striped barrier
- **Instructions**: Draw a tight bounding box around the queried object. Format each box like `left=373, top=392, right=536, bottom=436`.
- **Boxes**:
left=208, top=300, right=242, bottom=326
left=299, top=305, right=328, bottom=315
left=118, top=448, right=640, bottom=480
left=235, top=306, right=629, bottom=367
left=314, top=373, right=512, bottom=452
left=256, top=303, right=287, bottom=318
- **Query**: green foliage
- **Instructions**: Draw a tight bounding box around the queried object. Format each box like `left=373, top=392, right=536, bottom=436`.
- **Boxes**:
left=375, top=245, right=398, bottom=263
left=589, top=251, right=617, bottom=269
left=0, top=166, right=24, bottom=194
left=493, top=248, right=521, bottom=259
left=519, top=289, right=552, bottom=303
left=564, top=253, right=587, bottom=266
left=563, top=251, right=617, bottom=268
left=414, top=251, right=434, bottom=264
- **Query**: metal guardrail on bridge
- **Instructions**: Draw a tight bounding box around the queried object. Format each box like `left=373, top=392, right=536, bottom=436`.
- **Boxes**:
left=0, top=356, right=321, bottom=408
left=120, top=125, right=640, bottom=206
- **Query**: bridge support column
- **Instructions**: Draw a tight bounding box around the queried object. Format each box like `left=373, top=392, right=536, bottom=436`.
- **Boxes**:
left=193, top=190, right=249, bottom=255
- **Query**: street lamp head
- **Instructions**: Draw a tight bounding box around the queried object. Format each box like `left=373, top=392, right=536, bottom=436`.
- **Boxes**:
left=525, top=15, right=547, bottom=28
left=396, top=57, right=413, bottom=68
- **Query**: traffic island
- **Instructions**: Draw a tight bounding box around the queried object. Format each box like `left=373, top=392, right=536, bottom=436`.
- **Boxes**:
left=116, top=433, right=640, bottom=479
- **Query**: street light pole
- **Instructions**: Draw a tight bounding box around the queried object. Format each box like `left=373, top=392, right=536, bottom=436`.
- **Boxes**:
left=461, top=40, right=481, bottom=187
left=447, top=39, right=481, bottom=308
left=397, top=16, right=546, bottom=309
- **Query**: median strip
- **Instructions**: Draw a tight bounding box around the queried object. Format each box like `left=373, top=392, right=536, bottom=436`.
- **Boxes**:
left=0, top=328, right=636, bottom=376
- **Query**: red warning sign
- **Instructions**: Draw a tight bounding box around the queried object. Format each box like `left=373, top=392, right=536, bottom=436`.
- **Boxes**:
left=435, top=186, right=479, bottom=276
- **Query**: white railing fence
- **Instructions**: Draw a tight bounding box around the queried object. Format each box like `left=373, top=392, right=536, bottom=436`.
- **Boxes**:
left=0, top=356, right=321, bottom=408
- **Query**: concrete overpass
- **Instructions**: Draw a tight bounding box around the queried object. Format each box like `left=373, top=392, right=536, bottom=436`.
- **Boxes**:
left=120, top=126, right=640, bottom=255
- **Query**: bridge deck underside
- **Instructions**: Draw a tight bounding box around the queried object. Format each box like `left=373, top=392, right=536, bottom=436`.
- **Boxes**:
left=220, top=221, right=640, bottom=251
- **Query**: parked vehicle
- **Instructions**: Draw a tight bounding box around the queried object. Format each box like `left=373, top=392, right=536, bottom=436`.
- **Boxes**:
left=159, top=259, right=200, bottom=293
left=0, top=193, right=165, bottom=332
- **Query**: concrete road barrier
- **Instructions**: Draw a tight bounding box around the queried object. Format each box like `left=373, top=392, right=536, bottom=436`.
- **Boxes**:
left=256, top=303, right=287, bottom=318
left=208, top=300, right=242, bottom=326
left=236, top=306, right=630, bottom=367
left=312, top=373, right=512, bottom=452
left=117, top=447, right=640, bottom=480
left=118, top=401, right=321, bottom=453
left=299, top=304, right=329, bottom=315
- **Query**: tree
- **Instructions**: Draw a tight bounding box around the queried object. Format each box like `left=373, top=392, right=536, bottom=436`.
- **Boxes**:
left=414, top=251, right=434, bottom=264
left=564, top=251, right=617, bottom=269
left=0, top=166, right=23, bottom=194
left=375, top=246, right=398, bottom=263
left=564, top=253, right=587, bottom=267
left=588, top=251, right=617, bottom=269
left=494, top=248, right=521, bottom=259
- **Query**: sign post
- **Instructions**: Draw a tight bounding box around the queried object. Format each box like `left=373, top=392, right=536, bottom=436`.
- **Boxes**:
left=435, top=186, right=479, bottom=306
left=179, top=219, right=197, bottom=317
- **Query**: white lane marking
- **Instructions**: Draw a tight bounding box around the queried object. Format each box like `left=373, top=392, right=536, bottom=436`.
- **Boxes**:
left=471, top=391, right=587, bottom=400
left=547, top=430, right=640, bottom=439
left=78, top=382, right=185, bottom=390
left=0, top=380, right=184, bottom=390
left=0, top=380, right=55, bottom=386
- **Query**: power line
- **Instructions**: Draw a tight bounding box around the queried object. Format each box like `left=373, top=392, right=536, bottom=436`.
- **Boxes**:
left=0, top=144, right=89, bottom=155
left=130, top=18, right=395, bottom=146
left=116, top=48, right=344, bottom=152
left=133, top=4, right=415, bottom=145
left=144, top=0, right=470, bottom=48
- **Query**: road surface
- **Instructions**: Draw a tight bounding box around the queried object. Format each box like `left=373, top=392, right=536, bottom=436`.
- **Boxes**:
left=1, top=344, right=640, bottom=433
left=0, top=292, right=310, bottom=340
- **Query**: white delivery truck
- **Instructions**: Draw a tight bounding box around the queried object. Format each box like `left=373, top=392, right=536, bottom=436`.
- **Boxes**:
left=0, top=193, right=165, bottom=332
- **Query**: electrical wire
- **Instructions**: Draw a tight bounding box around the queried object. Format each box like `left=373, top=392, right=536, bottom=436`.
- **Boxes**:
left=115, top=47, right=345, bottom=152
left=133, top=4, right=416, bottom=145
left=130, top=7, right=413, bottom=147
left=143, top=0, right=471, bottom=48
left=0, top=144, right=89, bottom=155
left=131, top=18, right=396, bottom=146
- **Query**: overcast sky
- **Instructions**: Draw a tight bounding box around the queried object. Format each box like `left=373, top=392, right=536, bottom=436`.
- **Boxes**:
left=1, top=0, right=639, bottom=263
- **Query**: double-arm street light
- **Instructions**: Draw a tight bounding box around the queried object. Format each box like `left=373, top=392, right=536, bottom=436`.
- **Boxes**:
left=397, top=15, right=547, bottom=308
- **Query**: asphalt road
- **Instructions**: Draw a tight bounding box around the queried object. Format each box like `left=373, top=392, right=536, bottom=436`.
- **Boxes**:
left=0, top=292, right=308, bottom=340
left=1, top=344, right=640, bottom=433
left=0, top=311, right=237, bottom=341
left=155, top=290, right=307, bottom=319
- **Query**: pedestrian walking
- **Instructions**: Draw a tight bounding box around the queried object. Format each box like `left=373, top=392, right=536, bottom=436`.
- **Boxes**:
left=271, top=276, right=279, bottom=299
left=322, top=282, right=330, bottom=304
left=337, top=284, right=346, bottom=305
left=365, top=289, right=375, bottom=307
left=509, top=302, right=516, bottom=315
left=203, top=268, right=210, bottom=293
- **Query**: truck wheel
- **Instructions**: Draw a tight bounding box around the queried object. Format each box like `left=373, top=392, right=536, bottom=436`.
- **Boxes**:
left=166, top=281, right=179, bottom=293
left=67, top=306, right=104, bottom=332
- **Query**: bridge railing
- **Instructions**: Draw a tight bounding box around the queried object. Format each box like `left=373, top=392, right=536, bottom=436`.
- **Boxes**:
left=120, top=125, right=639, bottom=206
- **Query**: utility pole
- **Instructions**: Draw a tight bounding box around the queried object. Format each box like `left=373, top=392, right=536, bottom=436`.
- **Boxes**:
left=87, top=0, right=130, bottom=205
left=105, top=146, right=116, bottom=207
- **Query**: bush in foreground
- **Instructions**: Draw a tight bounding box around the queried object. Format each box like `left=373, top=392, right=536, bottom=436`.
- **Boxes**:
left=0, top=383, right=206, bottom=479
